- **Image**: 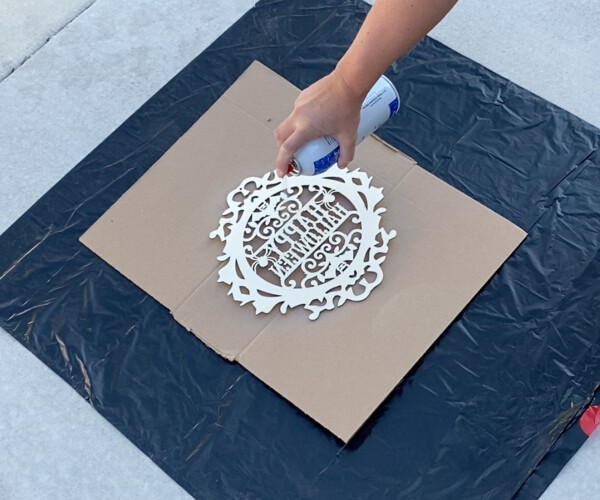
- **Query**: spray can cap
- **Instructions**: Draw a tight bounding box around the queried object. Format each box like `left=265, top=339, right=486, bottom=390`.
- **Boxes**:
left=287, top=159, right=301, bottom=176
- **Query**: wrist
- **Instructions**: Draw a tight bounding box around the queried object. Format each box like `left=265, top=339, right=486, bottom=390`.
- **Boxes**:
left=331, top=62, right=371, bottom=102
left=334, top=56, right=382, bottom=100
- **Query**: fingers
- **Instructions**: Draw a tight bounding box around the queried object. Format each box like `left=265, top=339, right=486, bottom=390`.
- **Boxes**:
left=275, top=142, right=293, bottom=178
left=273, top=119, right=293, bottom=148
left=274, top=123, right=320, bottom=177
left=272, top=72, right=363, bottom=176
left=274, top=128, right=356, bottom=176
left=336, top=132, right=357, bottom=169
left=274, top=120, right=296, bottom=177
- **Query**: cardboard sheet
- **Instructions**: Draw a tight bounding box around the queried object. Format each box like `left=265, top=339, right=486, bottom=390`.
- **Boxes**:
left=80, top=61, right=526, bottom=442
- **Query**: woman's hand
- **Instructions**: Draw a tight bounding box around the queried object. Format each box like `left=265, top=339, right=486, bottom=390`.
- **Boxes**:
left=273, top=0, right=458, bottom=177
left=274, top=69, right=365, bottom=177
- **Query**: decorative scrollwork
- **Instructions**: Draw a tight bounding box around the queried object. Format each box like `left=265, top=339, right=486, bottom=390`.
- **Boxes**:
left=210, top=166, right=396, bottom=320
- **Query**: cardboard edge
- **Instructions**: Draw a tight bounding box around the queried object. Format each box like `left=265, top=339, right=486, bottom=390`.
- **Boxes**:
left=350, top=229, right=530, bottom=443
left=79, top=60, right=529, bottom=443
left=236, top=349, right=355, bottom=443
left=176, top=314, right=238, bottom=362
left=234, top=165, right=528, bottom=443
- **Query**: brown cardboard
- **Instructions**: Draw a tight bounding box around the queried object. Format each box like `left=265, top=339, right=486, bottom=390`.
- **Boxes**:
left=80, top=61, right=527, bottom=442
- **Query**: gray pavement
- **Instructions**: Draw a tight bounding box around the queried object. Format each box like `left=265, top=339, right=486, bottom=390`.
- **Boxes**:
left=1, top=0, right=599, bottom=498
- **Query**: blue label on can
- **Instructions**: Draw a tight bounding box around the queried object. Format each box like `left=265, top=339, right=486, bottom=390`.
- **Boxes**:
left=313, top=145, right=340, bottom=174
left=388, top=97, right=399, bottom=117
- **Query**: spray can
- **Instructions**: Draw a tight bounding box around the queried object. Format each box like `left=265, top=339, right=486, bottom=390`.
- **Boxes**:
left=288, top=75, right=400, bottom=176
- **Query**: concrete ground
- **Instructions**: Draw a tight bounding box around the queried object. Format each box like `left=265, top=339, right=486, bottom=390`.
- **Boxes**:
left=0, top=0, right=598, bottom=498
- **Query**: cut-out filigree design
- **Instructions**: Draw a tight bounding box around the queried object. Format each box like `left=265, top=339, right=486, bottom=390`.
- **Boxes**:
left=210, top=166, right=396, bottom=320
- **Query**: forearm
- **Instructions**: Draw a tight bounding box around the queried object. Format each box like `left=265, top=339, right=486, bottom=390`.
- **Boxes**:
left=336, top=0, right=458, bottom=97
left=274, top=0, right=457, bottom=175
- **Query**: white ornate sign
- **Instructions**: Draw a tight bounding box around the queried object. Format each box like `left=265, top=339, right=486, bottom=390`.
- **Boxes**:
left=210, top=166, right=396, bottom=320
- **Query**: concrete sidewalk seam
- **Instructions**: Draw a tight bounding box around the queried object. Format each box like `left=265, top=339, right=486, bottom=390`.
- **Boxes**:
left=0, top=0, right=98, bottom=85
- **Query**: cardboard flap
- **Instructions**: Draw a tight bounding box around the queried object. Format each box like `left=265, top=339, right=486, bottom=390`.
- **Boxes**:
left=237, top=166, right=526, bottom=442
left=174, top=268, right=274, bottom=361
left=80, top=63, right=283, bottom=316
left=81, top=61, right=526, bottom=442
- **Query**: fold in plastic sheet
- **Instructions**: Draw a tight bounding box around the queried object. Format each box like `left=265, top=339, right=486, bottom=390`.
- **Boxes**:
left=0, top=0, right=599, bottom=498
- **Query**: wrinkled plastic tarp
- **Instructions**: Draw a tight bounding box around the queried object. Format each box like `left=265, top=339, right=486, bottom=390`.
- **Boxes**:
left=1, top=0, right=600, bottom=498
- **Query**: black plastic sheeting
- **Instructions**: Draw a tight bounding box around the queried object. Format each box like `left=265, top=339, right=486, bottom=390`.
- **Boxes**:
left=1, top=0, right=599, bottom=498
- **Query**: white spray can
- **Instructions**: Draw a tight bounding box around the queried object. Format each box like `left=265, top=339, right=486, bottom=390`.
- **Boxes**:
left=287, top=75, right=400, bottom=176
